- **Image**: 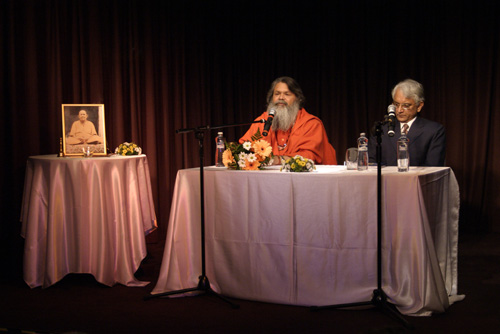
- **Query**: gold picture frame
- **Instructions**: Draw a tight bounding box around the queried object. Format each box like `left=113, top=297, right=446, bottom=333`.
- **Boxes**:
left=61, top=104, right=107, bottom=157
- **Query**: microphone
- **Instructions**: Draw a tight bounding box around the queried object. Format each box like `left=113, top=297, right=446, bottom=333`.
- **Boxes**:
left=387, top=104, right=396, bottom=137
left=262, top=109, right=276, bottom=136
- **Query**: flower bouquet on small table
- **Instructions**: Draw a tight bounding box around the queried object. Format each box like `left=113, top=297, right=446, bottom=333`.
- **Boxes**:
left=223, top=130, right=273, bottom=170
left=115, top=142, right=142, bottom=156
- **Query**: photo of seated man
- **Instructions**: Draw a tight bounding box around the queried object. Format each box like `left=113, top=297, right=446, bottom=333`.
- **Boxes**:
left=66, top=109, right=103, bottom=145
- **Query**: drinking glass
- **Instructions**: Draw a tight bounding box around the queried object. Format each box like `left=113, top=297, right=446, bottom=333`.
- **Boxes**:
left=345, top=147, right=358, bottom=170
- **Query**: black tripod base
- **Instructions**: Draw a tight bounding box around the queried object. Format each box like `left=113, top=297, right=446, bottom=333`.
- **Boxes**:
left=311, top=289, right=414, bottom=330
left=371, top=289, right=414, bottom=330
left=144, top=275, right=239, bottom=309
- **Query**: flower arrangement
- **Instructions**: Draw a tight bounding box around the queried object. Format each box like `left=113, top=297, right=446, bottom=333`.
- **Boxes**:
left=280, top=155, right=316, bottom=172
left=223, top=130, right=273, bottom=170
left=115, top=142, right=142, bottom=156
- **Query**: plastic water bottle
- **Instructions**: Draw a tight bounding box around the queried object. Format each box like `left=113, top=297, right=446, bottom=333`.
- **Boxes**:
left=357, top=132, right=369, bottom=171
left=397, top=135, right=410, bottom=172
left=215, top=132, right=225, bottom=167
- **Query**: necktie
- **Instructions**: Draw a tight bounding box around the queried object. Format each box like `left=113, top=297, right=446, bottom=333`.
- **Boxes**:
left=402, top=123, right=409, bottom=135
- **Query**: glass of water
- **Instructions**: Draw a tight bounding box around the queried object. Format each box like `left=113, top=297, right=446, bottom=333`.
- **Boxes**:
left=345, top=147, right=358, bottom=170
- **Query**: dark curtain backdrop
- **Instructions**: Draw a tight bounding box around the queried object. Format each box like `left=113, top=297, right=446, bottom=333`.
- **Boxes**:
left=2, top=0, right=500, bottom=261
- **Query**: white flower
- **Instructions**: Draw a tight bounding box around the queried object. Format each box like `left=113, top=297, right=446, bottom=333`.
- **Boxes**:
left=242, top=141, right=252, bottom=151
left=246, top=153, right=257, bottom=162
left=238, top=159, right=247, bottom=168
left=238, top=152, right=247, bottom=160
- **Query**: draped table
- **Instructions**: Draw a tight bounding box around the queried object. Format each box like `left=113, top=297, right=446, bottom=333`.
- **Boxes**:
left=20, top=154, right=157, bottom=288
left=152, top=165, right=460, bottom=316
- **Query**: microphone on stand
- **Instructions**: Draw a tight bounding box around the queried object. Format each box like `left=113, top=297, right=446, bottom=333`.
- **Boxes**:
left=387, top=104, right=396, bottom=137
left=262, top=109, right=276, bottom=137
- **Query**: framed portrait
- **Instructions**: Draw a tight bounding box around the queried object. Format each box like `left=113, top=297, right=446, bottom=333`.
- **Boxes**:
left=61, top=104, right=107, bottom=157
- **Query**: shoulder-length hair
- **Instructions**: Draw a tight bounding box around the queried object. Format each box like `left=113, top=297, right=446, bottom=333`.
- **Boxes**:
left=266, top=76, right=306, bottom=108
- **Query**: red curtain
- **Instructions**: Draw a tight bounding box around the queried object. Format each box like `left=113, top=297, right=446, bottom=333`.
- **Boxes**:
left=2, top=0, right=499, bottom=241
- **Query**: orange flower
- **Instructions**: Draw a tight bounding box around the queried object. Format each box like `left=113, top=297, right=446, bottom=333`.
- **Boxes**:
left=252, top=140, right=272, bottom=158
left=222, top=149, right=235, bottom=167
left=243, top=159, right=260, bottom=170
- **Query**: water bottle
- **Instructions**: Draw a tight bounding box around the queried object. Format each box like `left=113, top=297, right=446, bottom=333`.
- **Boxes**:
left=397, top=135, right=410, bottom=172
left=215, top=132, right=225, bottom=167
left=357, top=132, right=369, bottom=171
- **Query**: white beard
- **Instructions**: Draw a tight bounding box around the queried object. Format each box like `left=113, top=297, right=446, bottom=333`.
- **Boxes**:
left=268, top=101, right=300, bottom=132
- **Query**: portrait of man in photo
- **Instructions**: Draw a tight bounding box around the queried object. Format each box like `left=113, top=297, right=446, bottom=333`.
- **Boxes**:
left=62, top=104, right=107, bottom=156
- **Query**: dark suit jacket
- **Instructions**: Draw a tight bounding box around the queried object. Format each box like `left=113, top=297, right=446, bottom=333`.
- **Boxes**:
left=368, top=117, right=446, bottom=166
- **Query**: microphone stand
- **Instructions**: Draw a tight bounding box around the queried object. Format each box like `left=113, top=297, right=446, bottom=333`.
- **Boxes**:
left=144, top=119, right=264, bottom=308
left=310, top=120, right=413, bottom=330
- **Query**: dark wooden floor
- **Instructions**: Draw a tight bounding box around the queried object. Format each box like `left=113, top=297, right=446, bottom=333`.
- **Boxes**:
left=1, top=232, right=500, bottom=334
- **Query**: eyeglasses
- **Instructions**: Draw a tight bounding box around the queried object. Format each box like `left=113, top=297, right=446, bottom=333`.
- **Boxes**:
left=392, top=102, right=413, bottom=111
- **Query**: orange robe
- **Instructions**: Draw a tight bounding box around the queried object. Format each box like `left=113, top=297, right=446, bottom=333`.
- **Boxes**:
left=67, top=120, right=103, bottom=144
left=240, top=108, right=337, bottom=165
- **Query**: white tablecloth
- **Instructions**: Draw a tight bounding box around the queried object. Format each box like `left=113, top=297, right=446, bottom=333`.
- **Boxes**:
left=20, top=154, right=157, bottom=288
left=152, top=165, right=459, bottom=316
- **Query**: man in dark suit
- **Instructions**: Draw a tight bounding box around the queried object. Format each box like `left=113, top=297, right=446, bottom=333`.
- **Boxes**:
left=368, top=79, right=446, bottom=166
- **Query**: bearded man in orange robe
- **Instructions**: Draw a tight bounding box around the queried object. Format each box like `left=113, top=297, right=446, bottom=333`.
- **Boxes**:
left=240, top=76, right=337, bottom=165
